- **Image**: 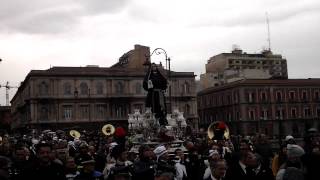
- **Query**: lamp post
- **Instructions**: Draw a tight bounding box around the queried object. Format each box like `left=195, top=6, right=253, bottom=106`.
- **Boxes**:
left=144, top=48, right=172, bottom=112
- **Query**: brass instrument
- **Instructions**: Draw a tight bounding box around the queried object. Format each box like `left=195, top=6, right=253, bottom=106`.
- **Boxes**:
left=207, top=121, right=230, bottom=140
left=102, top=124, right=115, bottom=136
left=69, top=130, right=81, bottom=139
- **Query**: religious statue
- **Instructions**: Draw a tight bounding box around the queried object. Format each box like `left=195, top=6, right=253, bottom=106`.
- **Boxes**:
left=143, top=63, right=168, bottom=126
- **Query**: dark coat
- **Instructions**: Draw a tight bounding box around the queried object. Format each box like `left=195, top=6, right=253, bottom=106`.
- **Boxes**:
left=143, top=65, right=168, bottom=125
left=224, top=162, right=253, bottom=180
left=23, top=161, right=66, bottom=180
left=132, top=160, right=155, bottom=180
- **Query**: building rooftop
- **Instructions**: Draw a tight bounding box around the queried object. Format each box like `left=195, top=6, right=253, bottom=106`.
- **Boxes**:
left=198, top=78, right=320, bottom=95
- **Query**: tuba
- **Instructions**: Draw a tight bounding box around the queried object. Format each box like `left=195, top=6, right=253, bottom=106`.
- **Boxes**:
left=102, top=124, right=115, bottom=136
left=207, top=121, right=230, bottom=140
left=69, top=130, right=81, bottom=139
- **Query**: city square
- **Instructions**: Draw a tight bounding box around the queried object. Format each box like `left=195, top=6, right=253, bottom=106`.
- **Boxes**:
left=1, top=1, right=320, bottom=180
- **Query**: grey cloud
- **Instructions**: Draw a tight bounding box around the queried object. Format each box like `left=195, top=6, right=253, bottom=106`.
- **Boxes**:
left=191, top=2, right=320, bottom=28
left=0, top=0, right=129, bottom=34
left=76, top=0, right=129, bottom=14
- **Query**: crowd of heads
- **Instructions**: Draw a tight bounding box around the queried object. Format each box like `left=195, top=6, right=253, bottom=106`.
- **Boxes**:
left=0, top=124, right=319, bottom=180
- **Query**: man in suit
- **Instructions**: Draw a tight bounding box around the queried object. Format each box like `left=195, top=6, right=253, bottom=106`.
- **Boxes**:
left=225, top=151, right=256, bottom=180
left=205, top=159, right=227, bottom=180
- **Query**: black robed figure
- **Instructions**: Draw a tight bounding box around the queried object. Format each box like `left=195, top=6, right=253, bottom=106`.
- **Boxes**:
left=143, top=63, right=168, bottom=126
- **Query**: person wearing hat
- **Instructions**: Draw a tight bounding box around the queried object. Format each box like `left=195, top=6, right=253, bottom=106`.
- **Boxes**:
left=203, top=149, right=220, bottom=180
left=276, top=144, right=305, bottom=180
left=132, top=145, right=155, bottom=180
left=285, top=135, right=296, bottom=145
left=74, top=157, right=103, bottom=180
left=153, top=145, right=175, bottom=178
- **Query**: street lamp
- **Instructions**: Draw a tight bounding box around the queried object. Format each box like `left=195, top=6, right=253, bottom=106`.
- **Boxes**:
left=144, top=48, right=172, bottom=112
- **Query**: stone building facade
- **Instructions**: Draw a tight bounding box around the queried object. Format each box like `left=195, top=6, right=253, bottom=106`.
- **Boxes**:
left=197, top=79, right=320, bottom=138
left=11, top=45, right=198, bottom=130
left=200, top=48, right=288, bottom=90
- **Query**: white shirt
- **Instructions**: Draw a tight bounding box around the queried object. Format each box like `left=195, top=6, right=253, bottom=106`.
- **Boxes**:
left=203, top=167, right=211, bottom=179
left=239, top=161, right=247, bottom=174
left=175, top=161, right=187, bottom=180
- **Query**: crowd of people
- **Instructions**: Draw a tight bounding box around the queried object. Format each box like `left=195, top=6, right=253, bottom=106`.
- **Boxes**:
left=0, top=125, right=320, bottom=180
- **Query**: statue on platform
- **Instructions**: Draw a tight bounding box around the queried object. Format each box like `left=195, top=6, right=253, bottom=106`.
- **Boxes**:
left=143, top=63, right=168, bottom=126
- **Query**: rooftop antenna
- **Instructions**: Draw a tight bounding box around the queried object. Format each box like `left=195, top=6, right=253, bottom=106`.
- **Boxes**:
left=266, top=12, right=271, bottom=51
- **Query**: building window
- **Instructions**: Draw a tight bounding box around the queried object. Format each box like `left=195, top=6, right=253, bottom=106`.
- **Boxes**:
left=40, top=106, right=48, bottom=121
left=289, top=91, right=295, bottom=101
left=314, top=91, right=320, bottom=101
left=115, top=82, right=124, bottom=94
left=80, top=105, right=89, bottom=119
left=261, top=110, right=268, bottom=120
left=63, top=82, right=72, bottom=95
left=248, top=92, right=255, bottom=103
left=276, top=91, right=282, bottom=102
left=291, top=108, right=297, bottom=118
left=96, top=82, right=103, bottom=95
left=96, top=104, right=106, bottom=119
left=115, top=105, right=126, bottom=118
left=234, top=92, right=239, bottom=103
left=80, top=82, right=89, bottom=95
left=236, top=111, right=240, bottom=121
left=304, top=107, right=311, bottom=118
left=184, top=104, right=191, bottom=115
left=135, top=82, right=142, bottom=94
left=248, top=110, right=255, bottom=120
left=39, top=81, right=48, bottom=96
left=316, top=108, right=320, bottom=117
left=261, top=92, right=267, bottom=102
left=302, top=91, right=307, bottom=101
left=276, top=108, right=284, bottom=119
left=63, top=105, right=72, bottom=120
left=183, top=82, right=190, bottom=94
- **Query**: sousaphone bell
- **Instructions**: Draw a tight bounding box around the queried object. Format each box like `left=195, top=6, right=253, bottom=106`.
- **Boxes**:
left=102, top=124, right=115, bottom=136
left=69, top=130, right=81, bottom=139
left=207, top=121, right=230, bottom=140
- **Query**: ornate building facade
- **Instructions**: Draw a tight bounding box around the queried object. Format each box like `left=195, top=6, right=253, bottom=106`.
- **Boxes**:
left=198, top=79, right=320, bottom=137
left=11, top=45, right=198, bottom=130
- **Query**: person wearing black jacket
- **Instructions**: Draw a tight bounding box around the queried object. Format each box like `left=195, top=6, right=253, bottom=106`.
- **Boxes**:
left=132, top=145, right=155, bottom=180
left=23, top=143, right=66, bottom=180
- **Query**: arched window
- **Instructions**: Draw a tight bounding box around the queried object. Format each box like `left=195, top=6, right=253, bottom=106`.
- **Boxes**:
left=80, top=82, right=88, bottom=95
left=63, top=82, right=72, bottom=95
left=96, top=82, right=103, bottom=95
left=135, top=82, right=142, bottom=94
left=39, top=81, right=48, bottom=95
left=115, top=82, right=124, bottom=94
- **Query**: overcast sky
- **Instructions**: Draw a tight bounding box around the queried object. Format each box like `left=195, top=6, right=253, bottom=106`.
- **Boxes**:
left=0, top=0, right=320, bottom=105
